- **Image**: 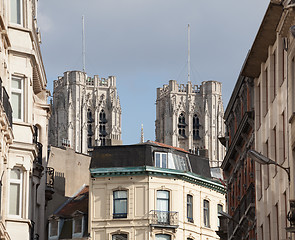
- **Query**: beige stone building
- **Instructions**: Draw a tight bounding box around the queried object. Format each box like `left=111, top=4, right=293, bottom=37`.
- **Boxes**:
left=155, top=80, right=225, bottom=168
left=0, top=0, right=51, bottom=239
left=89, top=142, right=225, bottom=240
left=238, top=0, right=295, bottom=239
left=49, top=71, right=122, bottom=155
left=45, top=146, right=91, bottom=222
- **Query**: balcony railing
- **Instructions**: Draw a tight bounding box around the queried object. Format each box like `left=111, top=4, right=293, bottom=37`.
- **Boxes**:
left=0, top=79, right=13, bottom=127
left=46, top=167, right=54, bottom=189
left=35, top=142, right=43, bottom=165
left=150, top=210, right=179, bottom=228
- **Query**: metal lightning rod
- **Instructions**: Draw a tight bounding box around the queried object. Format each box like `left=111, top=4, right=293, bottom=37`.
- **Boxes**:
left=188, top=24, right=190, bottom=83
left=82, top=15, right=86, bottom=73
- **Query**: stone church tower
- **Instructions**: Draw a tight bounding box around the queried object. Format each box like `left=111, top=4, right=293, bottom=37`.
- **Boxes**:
left=49, top=71, right=122, bottom=154
left=155, top=80, right=225, bottom=167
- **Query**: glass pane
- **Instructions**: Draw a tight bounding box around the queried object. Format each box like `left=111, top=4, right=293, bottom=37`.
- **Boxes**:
left=114, top=190, right=127, bottom=199
left=50, top=221, right=58, bottom=237
left=162, top=154, right=167, bottom=168
left=155, top=234, right=171, bottom=240
left=10, top=0, right=21, bottom=24
left=155, top=153, right=160, bottom=167
left=114, top=199, right=127, bottom=213
left=74, top=217, right=82, bottom=233
left=9, top=183, right=20, bottom=215
left=157, top=190, right=169, bottom=199
left=12, top=78, right=22, bottom=89
left=112, top=234, right=127, bottom=240
left=10, top=168, right=21, bottom=179
left=12, top=92, right=21, bottom=119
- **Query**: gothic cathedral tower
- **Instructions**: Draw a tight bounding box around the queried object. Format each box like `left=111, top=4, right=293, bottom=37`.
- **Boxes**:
left=49, top=71, right=122, bottom=154
left=155, top=80, right=225, bottom=167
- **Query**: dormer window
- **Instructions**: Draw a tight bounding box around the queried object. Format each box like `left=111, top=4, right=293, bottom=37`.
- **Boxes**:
left=154, top=152, right=168, bottom=169
left=49, top=219, right=59, bottom=239
left=72, top=215, right=84, bottom=238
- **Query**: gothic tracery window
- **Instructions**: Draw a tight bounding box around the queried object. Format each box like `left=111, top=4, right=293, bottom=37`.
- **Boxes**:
left=193, top=114, right=200, bottom=140
left=178, top=113, right=186, bottom=137
left=99, top=109, right=107, bottom=146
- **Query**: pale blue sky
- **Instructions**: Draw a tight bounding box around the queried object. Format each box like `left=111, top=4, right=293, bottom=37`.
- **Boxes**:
left=38, top=0, right=269, bottom=144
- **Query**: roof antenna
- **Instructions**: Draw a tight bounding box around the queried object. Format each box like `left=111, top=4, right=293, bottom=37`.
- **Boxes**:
left=188, top=24, right=191, bottom=83
left=82, top=15, right=86, bottom=72
left=140, top=124, right=144, bottom=143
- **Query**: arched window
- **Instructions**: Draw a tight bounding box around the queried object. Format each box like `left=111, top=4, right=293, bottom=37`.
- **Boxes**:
left=193, top=114, right=200, bottom=140
left=87, top=109, right=93, bottom=122
left=178, top=113, right=186, bottom=137
left=99, top=110, right=107, bottom=146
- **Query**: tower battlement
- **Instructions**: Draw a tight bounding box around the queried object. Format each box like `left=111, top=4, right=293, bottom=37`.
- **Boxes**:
left=53, top=71, right=116, bottom=90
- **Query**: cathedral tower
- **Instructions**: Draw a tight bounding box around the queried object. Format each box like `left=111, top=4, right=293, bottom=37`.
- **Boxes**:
left=49, top=71, right=122, bottom=154
left=155, top=80, right=225, bottom=167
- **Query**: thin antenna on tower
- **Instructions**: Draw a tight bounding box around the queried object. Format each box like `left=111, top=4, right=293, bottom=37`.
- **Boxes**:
left=82, top=15, right=86, bottom=72
left=188, top=24, right=191, bottom=83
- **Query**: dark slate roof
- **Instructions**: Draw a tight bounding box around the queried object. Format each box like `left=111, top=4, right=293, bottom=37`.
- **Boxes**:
left=90, top=141, right=211, bottom=178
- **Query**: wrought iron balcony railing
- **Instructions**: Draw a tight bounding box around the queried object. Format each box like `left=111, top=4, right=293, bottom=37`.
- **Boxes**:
left=0, top=79, right=13, bottom=127
left=35, top=142, right=43, bottom=165
left=150, top=210, right=179, bottom=228
left=46, top=167, right=54, bottom=189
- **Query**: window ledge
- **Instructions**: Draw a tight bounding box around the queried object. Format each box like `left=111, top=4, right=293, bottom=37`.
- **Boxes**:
left=6, top=217, right=31, bottom=225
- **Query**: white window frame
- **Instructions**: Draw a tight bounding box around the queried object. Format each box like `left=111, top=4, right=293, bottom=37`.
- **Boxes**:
left=8, top=167, right=23, bottom=218
left=48, top=219, right=59, bottom=239
left=11, top=76, right=24, bottom=121
left=154, top=152, right=168, bottom=168
left=10, top=0, right=23, bottom=25
left=72, top=215, right=84, bottom=238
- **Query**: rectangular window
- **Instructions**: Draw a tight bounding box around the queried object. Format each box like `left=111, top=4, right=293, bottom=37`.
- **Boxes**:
left=11, top=76, right=23, bottom=120
left=256, top=83, right=261, bottom=128
left=268, top=214, right=271, bottom=240
left=203, top=200, right=210, bottom=227
left=73, top=216, right=83, bottom=234
left=272, top=126, right=277, bottom=177
left=264, top=68, right=268, bottom=116
left=275, top=203, right=279, bottom=240
left=157, top=190, right=170, bottom=225
left=155, top=152, right=168, bottom=169
left=49, top=220, right=58, bottom=237
left=217, top=204, right=223, bottom=227
left=261, top=224, right=264, bottom=240
left=187, top=195, right=193, bottom=223
left=9, top=168, right=22, bottom=216
left=264, top=140, right=270, bottom=190
left=273, top=51, right=276, bottom=101
left=112, top=234, right=127, bottom=240
left=10, top=0, right=22, bottom=24
left=113, top=190, right=127, bottom=218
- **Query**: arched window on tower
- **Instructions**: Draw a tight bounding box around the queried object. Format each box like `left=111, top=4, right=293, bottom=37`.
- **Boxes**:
left=87, top=108, right=94, bottom=148
left=99, top=110, right=107, bottom=146
left=193, top=114, right=201, bottom=140
left=178, top=113, right=186, bottom=137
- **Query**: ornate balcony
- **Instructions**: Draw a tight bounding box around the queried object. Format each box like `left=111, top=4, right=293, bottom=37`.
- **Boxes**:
left=0, top=78, right=13, bottom=128
left=45, top=167, right=55, bottom=202
left=150, top=210, right=179, bottom=228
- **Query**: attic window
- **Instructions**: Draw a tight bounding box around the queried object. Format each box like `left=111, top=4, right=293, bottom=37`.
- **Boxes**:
left=49, top=220, right=59, bottom=237
left=154, top=152, right=168, bottom=168
left=72, top=216, right=84, bottom=237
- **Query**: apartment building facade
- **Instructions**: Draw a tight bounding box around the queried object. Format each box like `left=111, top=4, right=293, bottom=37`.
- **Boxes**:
left=0, top=0, right=52, bottom=239
left=155, top=80, right=225, bottom=168
left=89, top=142, right=225, bottom=240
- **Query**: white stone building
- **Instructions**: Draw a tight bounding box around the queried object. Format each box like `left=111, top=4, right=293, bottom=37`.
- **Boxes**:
left=49, top=71, right=122, bottom=155
left=0, top=0, right=52, bottom=239
left=156, top=80, right=225, bottom=168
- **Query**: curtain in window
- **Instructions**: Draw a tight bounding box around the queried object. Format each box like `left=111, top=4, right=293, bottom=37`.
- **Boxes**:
left=9, top=168, right=22, bottom=216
